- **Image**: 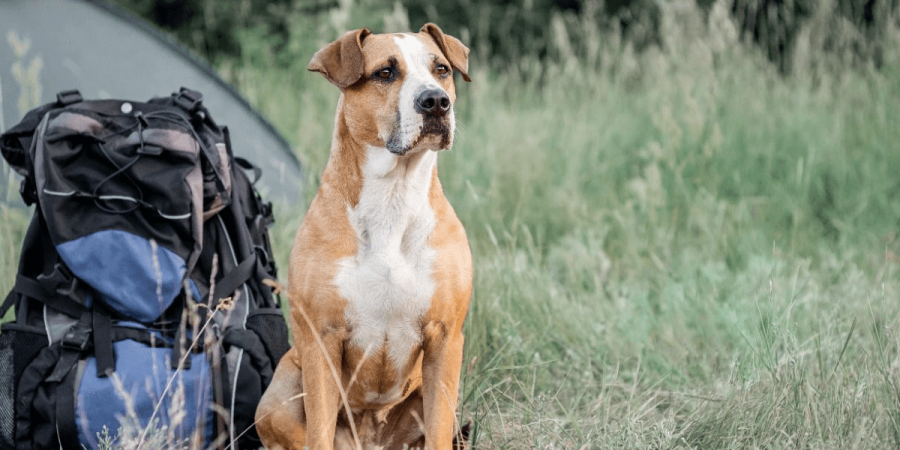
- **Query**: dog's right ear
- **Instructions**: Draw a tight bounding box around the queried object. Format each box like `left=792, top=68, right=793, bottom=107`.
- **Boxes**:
left=308, top=28, right=372, bottom=88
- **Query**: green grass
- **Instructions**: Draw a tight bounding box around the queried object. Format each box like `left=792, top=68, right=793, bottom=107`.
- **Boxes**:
left=244, top=3, right=900, bottom=448
left=5, top=1, right=900, bottom=448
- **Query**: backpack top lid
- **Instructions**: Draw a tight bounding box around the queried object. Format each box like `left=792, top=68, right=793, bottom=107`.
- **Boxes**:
left=1, top=89, right=231, bottom=324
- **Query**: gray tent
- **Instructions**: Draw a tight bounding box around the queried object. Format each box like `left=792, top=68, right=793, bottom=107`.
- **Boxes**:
left=0, top=0, right=303, bottom=204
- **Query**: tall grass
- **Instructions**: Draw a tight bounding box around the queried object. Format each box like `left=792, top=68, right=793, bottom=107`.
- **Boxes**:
left=3, top=0, right=900, bottom=447
left=227, top=0, right=900, bottom=447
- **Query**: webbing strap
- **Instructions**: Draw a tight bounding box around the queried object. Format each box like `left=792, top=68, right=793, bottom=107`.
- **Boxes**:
left=170, top=87, right=230, bottom=199
left=212, top=254, right=257, bottom=305
left=13, top=274, right=87, bottom=318
left=171, top=326, right=185, bottom=370
left=92, top=304, right=115, bottom=377
left=46, top=312, right=91, bottom=383
left=0, top=290, right=15, bottom=318
left=234, top=157, right=262, bottom=185
left=173, top=87, right=202, bottom=114
left=113, top=327, right=172, bottom=348
left=45, top=348, right=80, bottom=384
left=56, top=369, right=80, bottom=450
left=171, top=311, right=192, bottom=371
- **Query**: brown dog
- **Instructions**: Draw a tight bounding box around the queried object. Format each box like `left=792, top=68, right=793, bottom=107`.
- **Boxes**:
left=255, top=24, right=473, bottom=450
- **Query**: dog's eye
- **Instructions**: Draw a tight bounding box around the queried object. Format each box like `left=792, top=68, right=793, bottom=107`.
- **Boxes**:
left=375, top=68, right=394, bottom=80
left=435, top=64, right=450, bottom=77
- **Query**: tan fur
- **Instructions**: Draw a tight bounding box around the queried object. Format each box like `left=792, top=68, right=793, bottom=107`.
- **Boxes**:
left=256, top=24, right=473, bottom=450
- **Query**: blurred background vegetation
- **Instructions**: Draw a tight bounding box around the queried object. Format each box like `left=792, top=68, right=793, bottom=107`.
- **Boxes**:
left=114, top=0, right=899, bottom=73
left=3, top=0, right=895, bottom=447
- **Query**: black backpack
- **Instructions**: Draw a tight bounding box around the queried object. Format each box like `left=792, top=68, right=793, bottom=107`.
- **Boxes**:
left=0, top=89, right=290, bottom=449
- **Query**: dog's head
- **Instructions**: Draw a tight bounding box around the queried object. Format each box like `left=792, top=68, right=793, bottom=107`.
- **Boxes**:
left=309, top=24, right=471, bottom=156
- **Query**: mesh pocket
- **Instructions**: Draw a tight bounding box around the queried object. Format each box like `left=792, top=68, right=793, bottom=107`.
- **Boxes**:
left=12, top=326, right=49, bottom=379
left=0, top=324, right=50, bottom=447
left=245, top=309, right=290, bottom=364
left=0, top=331, right=15, bottom=448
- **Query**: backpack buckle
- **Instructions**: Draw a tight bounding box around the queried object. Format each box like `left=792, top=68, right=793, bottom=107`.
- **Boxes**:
left=61, top=329, right=89, bottom=351
left=47, top=320, right=91, bottom=382
left=37, top=263, right=84, bottom=304
left=56, top=89, right=83, bottom=106
left=174, top=88, right=202, bottom=114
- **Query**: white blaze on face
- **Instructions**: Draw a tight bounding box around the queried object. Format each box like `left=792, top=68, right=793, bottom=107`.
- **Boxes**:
left=389, top=33, right=454, bottom=153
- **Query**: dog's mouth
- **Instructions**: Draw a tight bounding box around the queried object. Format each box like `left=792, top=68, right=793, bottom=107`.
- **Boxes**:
left=416, top=118, right=451, bottom=148
left=421, top=117, right=450, bottom=137
left=387, top=117, right=451, bottom=155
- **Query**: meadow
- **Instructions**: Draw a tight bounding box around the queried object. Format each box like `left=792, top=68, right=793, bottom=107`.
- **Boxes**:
left=3, top=0, right=900, bottom=448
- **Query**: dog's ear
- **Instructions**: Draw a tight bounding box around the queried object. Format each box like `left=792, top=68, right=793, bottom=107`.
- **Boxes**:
left=309, top=28, right=372, bottom=88
left=420, top=23, right=471, bottom=82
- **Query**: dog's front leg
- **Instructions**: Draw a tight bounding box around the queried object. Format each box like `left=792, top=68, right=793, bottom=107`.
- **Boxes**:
left=299, top=322, right=345, bottom=450
left=422, top=321, right=465, bottom=450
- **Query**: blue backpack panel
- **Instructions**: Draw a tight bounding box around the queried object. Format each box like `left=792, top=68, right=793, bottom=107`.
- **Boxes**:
left=76, top=336, right=214, bottom=447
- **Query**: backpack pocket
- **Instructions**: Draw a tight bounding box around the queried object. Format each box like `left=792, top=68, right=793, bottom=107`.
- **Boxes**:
left=0, top=324, right=49, bottom=449
left=245, top=308, right=290, bottom=366
left=76, top=336, right=215, bottom=448
left=10, top=324, right=215, bottom=450
left=32, top=106, right=208, bottom=324
left=217, top=309, right=289, bottom=449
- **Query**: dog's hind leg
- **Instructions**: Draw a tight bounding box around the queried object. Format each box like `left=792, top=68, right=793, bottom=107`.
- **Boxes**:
left=378, top=388, right=425, bottom=449
left=380, top=387, right=471, bottom=449
left=256, top=347, right=308, bottom=450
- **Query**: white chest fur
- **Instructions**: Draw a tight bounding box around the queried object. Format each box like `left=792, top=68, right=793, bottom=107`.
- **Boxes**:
left=334, top=146, right=438, bottom=370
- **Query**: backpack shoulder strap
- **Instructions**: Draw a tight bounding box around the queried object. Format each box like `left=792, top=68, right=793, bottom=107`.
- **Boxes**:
left=0, top=291, right=15, bottom=319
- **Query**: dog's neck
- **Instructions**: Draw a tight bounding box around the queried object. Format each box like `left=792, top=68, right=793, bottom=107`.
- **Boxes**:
left=321, top=101, right=439, bottom=244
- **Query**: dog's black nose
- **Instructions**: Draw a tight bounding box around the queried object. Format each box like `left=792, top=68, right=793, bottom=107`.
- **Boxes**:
left=415, top=89, right=451, bottom=116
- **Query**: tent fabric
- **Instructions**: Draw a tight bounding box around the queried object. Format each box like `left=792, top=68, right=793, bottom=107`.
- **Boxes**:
left=0, top=0, right=303, bottom=204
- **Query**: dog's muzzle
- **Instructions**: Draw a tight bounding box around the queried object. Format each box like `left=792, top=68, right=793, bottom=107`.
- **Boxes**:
left=386, top=89, right=453, bottom=155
